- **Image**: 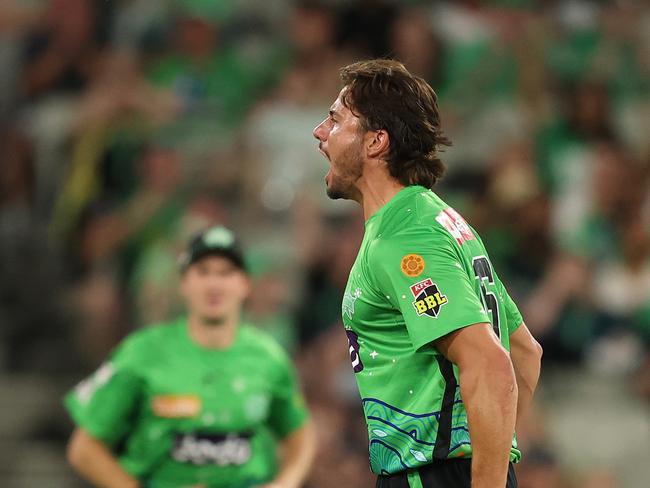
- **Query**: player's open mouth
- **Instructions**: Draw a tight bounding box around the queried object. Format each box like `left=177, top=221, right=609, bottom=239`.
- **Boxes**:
left=206, top=294, right=224, bottom=306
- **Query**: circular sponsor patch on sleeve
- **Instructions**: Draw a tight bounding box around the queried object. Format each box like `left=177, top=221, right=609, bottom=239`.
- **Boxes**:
left=401, top=254, right=425, bottom=277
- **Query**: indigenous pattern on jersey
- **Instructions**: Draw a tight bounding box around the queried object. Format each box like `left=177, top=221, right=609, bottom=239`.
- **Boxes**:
left=65, top=319, right=308, bottom=488
left=342, top=185, right=523, bottom=475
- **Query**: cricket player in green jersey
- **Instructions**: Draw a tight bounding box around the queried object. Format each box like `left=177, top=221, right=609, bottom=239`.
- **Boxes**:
left=64, top=226, right=316, bottom=488
left=313, top=59, right=543, bottom=488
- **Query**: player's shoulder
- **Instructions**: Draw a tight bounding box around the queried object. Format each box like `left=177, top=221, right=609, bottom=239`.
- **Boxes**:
left=238, top=325, right=292, bottom=366
left=372, top=210, right=453, bottom=252
left=369, top=194, right=465, bottom=269
left=114, top=319, right=183, bottom=362
left=378, top=187, right=451, bottom=235
left=122, top=319, right=181, bottom=346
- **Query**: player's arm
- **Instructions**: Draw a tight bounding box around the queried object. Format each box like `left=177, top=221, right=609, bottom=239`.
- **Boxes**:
left=265, top=419, right=316, bottom=488
left=509, top=322, right=542, bottom=431
left=436, top=323, right=517, bottom=488
left=67, top=428, right=140, bottom=488
left=64, top=343, right=144, bottom=488
left=499, top=280, right=543, bottom=431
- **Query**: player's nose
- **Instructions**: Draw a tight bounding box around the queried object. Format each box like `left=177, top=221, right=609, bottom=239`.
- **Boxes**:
left=313, top=119, right=327, bottom=141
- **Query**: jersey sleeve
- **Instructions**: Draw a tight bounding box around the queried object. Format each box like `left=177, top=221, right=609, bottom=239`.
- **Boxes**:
left=500, top=282, right=524, bottom=335
left=473, top=231, right=523, bottom=337
left=267, top=351, right=309, bottom=439
left=373, top=227, right=490, bottom=354
left=64, top=338, right=144, bottom=445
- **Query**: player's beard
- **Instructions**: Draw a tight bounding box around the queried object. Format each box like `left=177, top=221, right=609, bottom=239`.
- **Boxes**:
left=326, top=139, right=363, bottom=201
left=200, top=314, right=227, bottom=326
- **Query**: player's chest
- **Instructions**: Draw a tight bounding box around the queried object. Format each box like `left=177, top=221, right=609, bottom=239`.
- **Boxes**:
left=342, top=251, right=397, bottom=332
left=142, top=356, right=275, bottom=430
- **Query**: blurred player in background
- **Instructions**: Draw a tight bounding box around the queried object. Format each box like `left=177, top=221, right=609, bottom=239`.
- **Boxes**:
left=64, top=226, right=315, bottom=488
left=313, top=59, right=543, bottom=488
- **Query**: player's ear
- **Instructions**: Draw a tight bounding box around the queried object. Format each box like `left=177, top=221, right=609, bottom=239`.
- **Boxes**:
left=243, top=274, right=252, bottom=297
left=365, top=129, right=390, bottom=160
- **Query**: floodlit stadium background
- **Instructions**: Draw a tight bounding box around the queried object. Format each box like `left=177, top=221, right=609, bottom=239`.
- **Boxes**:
left=0, top=0, right=649, bottom=486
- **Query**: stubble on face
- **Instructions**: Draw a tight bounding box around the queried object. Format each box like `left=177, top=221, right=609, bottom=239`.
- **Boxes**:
left=326, top=136, right=364, bottom=201
left=199, top=314, right=227, bottom=326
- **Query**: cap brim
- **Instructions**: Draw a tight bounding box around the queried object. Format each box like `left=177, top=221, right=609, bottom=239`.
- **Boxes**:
left=182, top=249, right=246, bottom=272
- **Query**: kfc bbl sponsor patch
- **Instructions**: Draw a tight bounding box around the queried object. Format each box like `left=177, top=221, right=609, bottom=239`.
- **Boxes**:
left=171, top=431, right=252, bottom=466
left=410, top=278, right=448, bottom=317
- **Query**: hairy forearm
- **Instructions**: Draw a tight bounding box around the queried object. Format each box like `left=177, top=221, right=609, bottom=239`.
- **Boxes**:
left=513, top=357, right=540, bottom=431
left=67, top=429, right=140, bottom=488
left=510, top=324, right=543, bottom=431
left=461, top=361, right=517, bottom=488
left=271, top=421, right=316, bottom=488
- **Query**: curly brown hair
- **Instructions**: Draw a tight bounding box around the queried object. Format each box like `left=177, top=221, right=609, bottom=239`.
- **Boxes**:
left=339, top=59, right=451, bottom=189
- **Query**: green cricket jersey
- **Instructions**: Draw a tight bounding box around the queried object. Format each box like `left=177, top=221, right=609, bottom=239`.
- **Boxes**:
left=342, top=185, right=523, bottom=475
left=65, top=318, right=308, bottom=488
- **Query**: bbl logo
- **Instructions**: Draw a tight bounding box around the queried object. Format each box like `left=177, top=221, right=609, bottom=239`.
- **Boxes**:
left=410, top=278, right=448, bottom=317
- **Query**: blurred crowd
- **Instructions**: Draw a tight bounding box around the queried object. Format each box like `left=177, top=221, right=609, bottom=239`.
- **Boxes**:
left=0, top=0, right=649, bottom=487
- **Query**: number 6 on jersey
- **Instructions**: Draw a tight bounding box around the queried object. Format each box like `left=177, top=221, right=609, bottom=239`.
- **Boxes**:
left=472, top=256, right=501, bottom=338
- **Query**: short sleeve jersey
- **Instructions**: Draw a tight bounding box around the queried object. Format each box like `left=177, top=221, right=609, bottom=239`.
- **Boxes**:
left=342, top=185, right=523, bottom=475
left=64, top=319, right=308, bottom=488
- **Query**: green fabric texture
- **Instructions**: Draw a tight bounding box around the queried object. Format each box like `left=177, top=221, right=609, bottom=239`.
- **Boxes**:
left=342, top=186, right=521, bottom=475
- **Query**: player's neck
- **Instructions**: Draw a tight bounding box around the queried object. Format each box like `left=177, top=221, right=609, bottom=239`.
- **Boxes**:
left=187, top=313, right=239, bottom=349
left=357, top=169, right=405, bottom=221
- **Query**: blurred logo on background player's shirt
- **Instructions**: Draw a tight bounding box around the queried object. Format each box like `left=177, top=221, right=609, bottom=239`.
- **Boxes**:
left=74, top=363, right=116, bottom=404
left=171, top=432, right=253, bottom=466
left=152, top=395, right=202, bottom=418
